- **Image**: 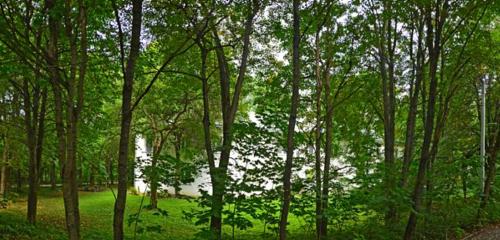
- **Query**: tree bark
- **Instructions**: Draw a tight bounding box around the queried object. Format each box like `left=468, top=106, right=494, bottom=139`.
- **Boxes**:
left=279, top=0, right=300, bottom=239
left=113, top=0, right=143, bottom=239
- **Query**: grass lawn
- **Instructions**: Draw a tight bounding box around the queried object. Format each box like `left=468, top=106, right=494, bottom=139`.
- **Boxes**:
left=0, top=188, right=312, bottom=240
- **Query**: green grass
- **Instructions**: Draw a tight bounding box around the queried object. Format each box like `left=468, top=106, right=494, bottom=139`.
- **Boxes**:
left=0, top=188, right=312, bottom=240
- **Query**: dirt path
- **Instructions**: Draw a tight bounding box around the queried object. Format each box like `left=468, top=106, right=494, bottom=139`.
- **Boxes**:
left=463, top=225, right=500, bottom=240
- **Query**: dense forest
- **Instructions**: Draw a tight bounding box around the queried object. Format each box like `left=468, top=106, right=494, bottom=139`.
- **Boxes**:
left=0, top=0, right=499, bottom=239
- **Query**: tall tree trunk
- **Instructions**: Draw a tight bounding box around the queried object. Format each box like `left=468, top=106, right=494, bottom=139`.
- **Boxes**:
left=425, top=74, right=453, bottom=213
left=26, top=80, right=47, bottom=224
left=36, top=89, right=47, bottom=179
left=113, top=0, right=143, bottom=239
left=24, top=79, right=38, bottom=224
left=320, top=59, right=333, bottom=238
left=48, top=14, right=80, bottom=240
left=404, top=1, right=448, bottom=238
left=374, top=0, right=398, bottom=224
left=46, top=0, right=88, bottom=238
left=314, top=29, right=323, bottom=240
left=401, top=14, right=424, bottom=188
left=62, top=105, right=81, bottom=240
left=25, top=85, right=47, bottom=224
left=198, top=44, right=217, bottom=237
left=279, top=0, right=300, bottom=239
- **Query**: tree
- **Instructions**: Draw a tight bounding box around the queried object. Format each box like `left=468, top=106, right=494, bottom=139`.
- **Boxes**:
left=404, top=1, right=449, bottom=238
left=279, top=0, right=301, bottom=239
left=112, top=0, right=143, bottom=239
left=188, top=1, right=260, bottom=238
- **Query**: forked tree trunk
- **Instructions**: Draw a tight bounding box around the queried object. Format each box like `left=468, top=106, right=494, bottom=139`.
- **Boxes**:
left=196, top=2, right=258, bottom=239
left=404, top=1, right=448, bottom=238
left=46, top=0, right=88, bottom=238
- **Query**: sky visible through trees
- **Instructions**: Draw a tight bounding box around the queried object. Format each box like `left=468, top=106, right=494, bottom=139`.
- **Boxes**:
left=0, top=0, right=499, bottom=239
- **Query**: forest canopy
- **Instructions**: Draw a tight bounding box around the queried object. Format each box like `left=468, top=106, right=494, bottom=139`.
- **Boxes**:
left=0, top=0, right=499, bottom=239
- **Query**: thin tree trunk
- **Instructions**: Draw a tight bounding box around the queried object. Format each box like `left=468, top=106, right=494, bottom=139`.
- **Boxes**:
left=425, top=78, right=453, bottom=213
left=174, top=134, right=182, bottom=198
left=1, top=136, right=8, bottom=198
left=0, top=165, right=6, bottom=198
left=50, top=161, right=56, bottom=190
left=109, top=158, right=114, bottom=186
left=16, top=168, right=22, bottom=192
left=401, top=14, right=424, bottom=188
left=279, top=0, right=300, bottom=239
left=320, top=59, right=333, bottom=238
left=198, top=44, right=218, bottom=237
left=462, top=158, right=468, bottom=201
left=89, top=166, right=95, bottom=190
left=26, top=85, right=47, bottom=224
left=24, top=78, right=38, bottom=224
left=314, top=29, right=323, bottom=240
left=149, top=138, right=162, bottom=209
left=374, top=0, right=398, bottom=224
left=113, top=0, right=143, bottom=239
